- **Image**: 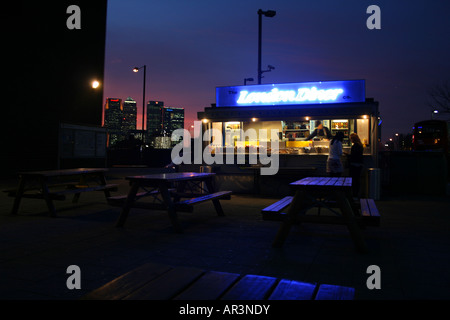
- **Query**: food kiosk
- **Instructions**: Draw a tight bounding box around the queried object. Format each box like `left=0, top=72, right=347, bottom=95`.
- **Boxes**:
left=192, top=79, right=380, bottom=194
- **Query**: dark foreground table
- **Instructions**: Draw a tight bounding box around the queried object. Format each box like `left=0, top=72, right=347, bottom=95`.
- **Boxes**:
left=82, top=262, right=355, bottom=300
left=5, top=168, right=118, bottom=217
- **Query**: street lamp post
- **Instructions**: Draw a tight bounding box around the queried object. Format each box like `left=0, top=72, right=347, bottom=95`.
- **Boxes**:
left=257, top=9, right=276, bottom=85
left=133, top=65, right=146, bottom=143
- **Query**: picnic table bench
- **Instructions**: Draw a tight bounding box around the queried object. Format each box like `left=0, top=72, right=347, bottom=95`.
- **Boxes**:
left=82, top=262, right=355, bottom=300
left=261, top=177, right=381, bottom=253
left=4, top=168, right=118, bottom=217
left=262, top=196, right=381, bottom=227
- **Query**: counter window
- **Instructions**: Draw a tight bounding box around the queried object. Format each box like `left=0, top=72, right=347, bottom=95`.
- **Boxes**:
left=224, top=122, right=241, bottom=146
left=207, top=117, right=372, bottom=156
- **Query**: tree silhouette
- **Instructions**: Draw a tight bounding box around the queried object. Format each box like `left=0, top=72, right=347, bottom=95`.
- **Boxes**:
left=427, top=81, right=450, bottom=113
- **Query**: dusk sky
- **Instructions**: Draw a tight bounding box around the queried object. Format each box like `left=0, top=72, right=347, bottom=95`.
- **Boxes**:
left=103, top=0, right=450, bottom=142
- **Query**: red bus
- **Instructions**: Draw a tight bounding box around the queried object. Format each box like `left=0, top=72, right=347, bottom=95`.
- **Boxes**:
left=412, top=120, right=450, bottom=153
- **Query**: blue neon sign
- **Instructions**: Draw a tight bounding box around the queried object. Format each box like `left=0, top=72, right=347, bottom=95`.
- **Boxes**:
left=216, top=80, right=365, bottom=107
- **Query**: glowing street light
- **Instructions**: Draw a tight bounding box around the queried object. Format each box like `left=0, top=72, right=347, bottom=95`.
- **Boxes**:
left=91, top=80, right=100, bottom=89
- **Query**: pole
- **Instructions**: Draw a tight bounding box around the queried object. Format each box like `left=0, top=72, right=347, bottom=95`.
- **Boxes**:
left=142, top=65, right=146, bottom=143
left=257, top=10, right=262, bottom=85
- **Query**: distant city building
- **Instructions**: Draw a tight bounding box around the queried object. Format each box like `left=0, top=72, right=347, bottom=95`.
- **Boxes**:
left=122, top=97, right=137, bottom=136
left=104, top=98, right=183, bottom=148
left=162, top=107, right=184, bottom=146
left=147, top=101, right=164, bottom=138
left=104, top=98, right=123, bottom=146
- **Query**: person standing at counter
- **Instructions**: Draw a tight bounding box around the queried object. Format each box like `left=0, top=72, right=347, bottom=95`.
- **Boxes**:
left=306, top=120, right=332, bottom=140
left=326, top=131, right=344, bottom=177
left=348, top=133, right=364, bottom=198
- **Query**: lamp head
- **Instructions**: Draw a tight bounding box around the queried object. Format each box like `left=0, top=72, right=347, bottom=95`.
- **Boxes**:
left=264, top=10, right=276, bottom=17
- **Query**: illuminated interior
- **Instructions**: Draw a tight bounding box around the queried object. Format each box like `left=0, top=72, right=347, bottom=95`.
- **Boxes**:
left=204, top=116, right=373, bottom=155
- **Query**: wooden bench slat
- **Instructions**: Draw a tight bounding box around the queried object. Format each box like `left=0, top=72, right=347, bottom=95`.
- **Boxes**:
left=123, top=266, right=205, bottom=300
left=173, top=271, right=240, bottom=300
left=81, top=262, right=172, bottom=300
left=360, top=198, right=371, bottom=217
left=367, top=199, right=380, bottom=217
left=177, top=191, right=232, bottom=206
left=268, top=279, right=317, bottom=300
left=261, top=196, right=293, bottom=221
left=220, top=275, right=278, bottom=300
left=261, top=196, right=293, bottom=213
left=360, top=198, right=381, bottom=227
left=314, top=284, right=355, bottom=300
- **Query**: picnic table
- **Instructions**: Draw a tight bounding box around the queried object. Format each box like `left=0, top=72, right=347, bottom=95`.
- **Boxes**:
left=265, top=177, right=369, bottom=253
left=110, top=172, right=232, bottom=233
left=82, top=262, right=355, bottom=300
left=5, top=168, right=118, bottom=217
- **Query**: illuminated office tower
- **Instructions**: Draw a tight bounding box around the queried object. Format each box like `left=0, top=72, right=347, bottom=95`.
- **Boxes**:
left=104, top=98, right=123, bottom=146
left=122, top=97, right=137, bottom=136
left=147, top=101, right=164, bottom=138
left=162, top=107, right=184, bottom=135
left=162, top=107, right=184, bottom=147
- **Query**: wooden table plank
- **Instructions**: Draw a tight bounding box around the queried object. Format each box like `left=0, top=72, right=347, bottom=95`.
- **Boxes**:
left=123, top=266, right=205, bottom=300
left=126, top=172, right=215, bottom=183
left=296, top=177, right=315, bottom=185
left=81, top=262, right=172, bottom=300
left=343, top=177, right=352, bottom=186
left=220, top=275, right=278, bottom=300
left=173, top=271, right=240, bottom=300
left=325, top=178, right=338, bottom=186
left=317, top=177, right=332, bottom=185
left=83, top=263, right=356, bottom=301
left=314, top=284, right=355, bottom=300
left=268, top=279, right=317, bottom=300
left=335, top=177, right=345, bottom=186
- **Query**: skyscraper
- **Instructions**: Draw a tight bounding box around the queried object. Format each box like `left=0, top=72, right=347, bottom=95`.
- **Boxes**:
left=147, top=101, right=164, bottom=138
left=104, top=98, right=123, bottom=146
left=122, top=97, right=137, bottom=136
left=145, top=102, right=185, bottom=148
left=162, top=107, right=185, bottom=146
left=162, top=107, right=184, bottom=148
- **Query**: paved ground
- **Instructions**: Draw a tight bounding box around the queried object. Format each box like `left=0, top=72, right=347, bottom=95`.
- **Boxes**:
left=1, top=168, right=449, bottom=300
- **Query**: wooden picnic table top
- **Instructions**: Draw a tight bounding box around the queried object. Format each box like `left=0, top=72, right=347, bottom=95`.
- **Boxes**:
left=290, top=176, right=352, bottom=188
left=18, top=168, right=108, bottom=177
left=83, top=262, right=355, bottom=300
left=125, top=172, right=215, bottom=182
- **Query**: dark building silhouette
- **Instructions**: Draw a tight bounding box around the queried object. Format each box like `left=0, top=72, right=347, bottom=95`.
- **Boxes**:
left=145, top=102, right=184, bottom=148
left=147, top=101, right=164, bottom=138
left=122, top=97, right=137, bottom=135
left=1, top=1, right=108, bottom=177
left=104, top=98, right=123, bottom=146
left=162, top=107, right=185, bottom=146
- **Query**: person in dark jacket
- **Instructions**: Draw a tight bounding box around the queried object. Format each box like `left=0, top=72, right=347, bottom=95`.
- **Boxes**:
left=306, top=120, right=332, bottom=140
left=348, top=133, right=364, bottom=198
